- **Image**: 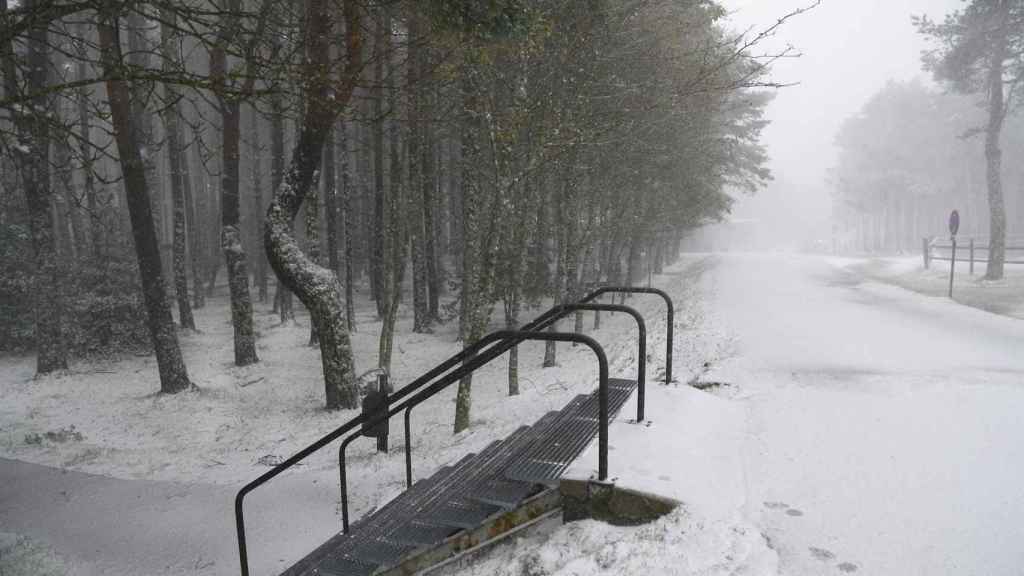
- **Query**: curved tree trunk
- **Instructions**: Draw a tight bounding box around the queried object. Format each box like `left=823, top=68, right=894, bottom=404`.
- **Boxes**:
left=265, top=0, right=362, bottom=410
left=305, top=156, right=323, bottom=347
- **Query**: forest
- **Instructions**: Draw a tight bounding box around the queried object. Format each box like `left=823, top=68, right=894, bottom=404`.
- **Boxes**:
left=0, top=0, right=774, bottom=432
left=832, top=80, right=1024, bottom=256
left=833, top=0, right=1024, bottom=280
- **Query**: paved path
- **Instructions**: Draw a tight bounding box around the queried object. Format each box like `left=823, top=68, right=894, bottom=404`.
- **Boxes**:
left=0, top=457, right=341, bottom=576
left=708, top=254, right=1024, bottom=575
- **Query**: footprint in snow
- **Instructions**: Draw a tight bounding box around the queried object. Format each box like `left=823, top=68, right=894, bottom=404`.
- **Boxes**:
left=763, top=501, right=788, bottom=510
left=809, top=547, right=835, bottom=561
left=837, top=562, right=859, bottom=573
left=785, top=508, right=804, bottom=517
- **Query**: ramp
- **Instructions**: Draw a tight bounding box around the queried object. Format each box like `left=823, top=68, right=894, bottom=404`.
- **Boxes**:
left=282, top=379, right=637, bottom=576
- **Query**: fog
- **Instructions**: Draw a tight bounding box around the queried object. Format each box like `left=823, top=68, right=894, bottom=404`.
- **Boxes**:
left=717, top=0, right=963, bottom=250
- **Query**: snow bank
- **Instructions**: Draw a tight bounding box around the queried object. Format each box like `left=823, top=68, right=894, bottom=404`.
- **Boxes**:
left=847, top=255, right=1024, bottom=320
left=564, top=384, right=748, bottom=525
left=451, top=256, right=778, bottom=576
left=449, top=506, right=776, bottom=576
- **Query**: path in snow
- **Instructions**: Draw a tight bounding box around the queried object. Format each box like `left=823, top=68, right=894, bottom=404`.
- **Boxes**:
left=0, top=457, right=347, bottom=576
left=707, top=253, right=1024, bottom=575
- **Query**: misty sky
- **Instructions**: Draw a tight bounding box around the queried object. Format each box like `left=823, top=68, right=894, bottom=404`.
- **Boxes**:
left=719, top=0, right=963, bottom=244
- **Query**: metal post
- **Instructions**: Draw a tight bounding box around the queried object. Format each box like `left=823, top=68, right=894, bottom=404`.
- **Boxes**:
left=969, top=238, right=975, bottom=275
left=402, top=331, right=610, bottom=482
left=923, top=237, right=930, bottom=269
left=580, top=287, right=674, bottom=384
left=377, top=374, right=389, bottom=453
left=338, top=434, right=359, bottom=533
left=949, top=237, right=957, bottom=298
left=404, top=408, right=413, bottom=488
left=665, top=306, right=673, bottom=385
left=555, top=303, right=646, bottom=422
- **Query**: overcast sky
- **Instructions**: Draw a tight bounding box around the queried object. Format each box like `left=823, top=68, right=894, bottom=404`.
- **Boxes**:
left=717, top=0, right=963, bottom=243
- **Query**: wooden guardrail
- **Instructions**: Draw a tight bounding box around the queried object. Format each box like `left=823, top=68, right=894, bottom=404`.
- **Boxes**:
left=923, top=236, right=1024, bottom=273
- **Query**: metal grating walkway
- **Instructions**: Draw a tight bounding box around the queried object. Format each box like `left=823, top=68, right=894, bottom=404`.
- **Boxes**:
left=281, top=378, right=638, bottom=576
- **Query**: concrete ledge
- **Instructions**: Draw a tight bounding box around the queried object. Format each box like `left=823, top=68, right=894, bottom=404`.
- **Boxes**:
left=377, top=488, right=562, bottom=576
left=560, top=478, right=679, bottom=526
left=417, top=508, right=561, bottom=576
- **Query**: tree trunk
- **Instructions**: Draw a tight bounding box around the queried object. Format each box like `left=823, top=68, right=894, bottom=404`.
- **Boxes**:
left=160, top=10, right=195, bottom=331
left=325, top=124, right=340, bottom=277
left=455, top=71, right=481, bottom=433
left=3, top=0, right=67, bottom=374
left=188, top=125, right=206, bottom=309
left=211, top=9, right=258, bottom=366
left=423, top=123, right=441, bottom=321
left=408, top=15, right=431, bottom=333
left=543, top=191, right=563, bottom=368
left=125, top=12, right=161, bottom=259
left=252, top=107, right=268, bottom=303
left=379, top=16, right=405, bottom=372
left=339, top=120, right=356, bottom=332
left=53, top=120, right=81, bottom=263
left=53, top=119, right=84, bottom=262
left=264, top=0, right=361, bottom=410
left=74, top=22, right=101, bottom=258
left=306, top=148, right=323, bottom=346
left=370, top=12, right=386, bottom=317
left=983, top=2, right=1009, bottom=280
left=97, top=9, right=190, bottom=393
left=505, top=305, right=519, bottom=396
left=269, top=95, right=293, bottom=322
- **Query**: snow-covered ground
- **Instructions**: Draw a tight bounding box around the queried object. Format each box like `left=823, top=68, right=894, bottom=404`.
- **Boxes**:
left=0, top=257, right=717, bottom=575
left=451, top=252, right=1024, bottom=576
left=709, top=253, right=1024, bottom=575
left=838, top=255, right=1024, bottom=320
left=5, top=253, right=1024, bottom=576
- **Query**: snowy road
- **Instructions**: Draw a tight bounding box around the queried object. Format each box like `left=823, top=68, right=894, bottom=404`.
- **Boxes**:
left=708, top=254, right=1024, bottom=575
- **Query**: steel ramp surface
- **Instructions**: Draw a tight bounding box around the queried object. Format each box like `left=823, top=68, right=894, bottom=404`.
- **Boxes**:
left=279, top=378, right=637, bottom=576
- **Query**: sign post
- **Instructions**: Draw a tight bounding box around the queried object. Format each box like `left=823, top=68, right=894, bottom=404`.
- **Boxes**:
left=948, top=210, right=960, bottom=298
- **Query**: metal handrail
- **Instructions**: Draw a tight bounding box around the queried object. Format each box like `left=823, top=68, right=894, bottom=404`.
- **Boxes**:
left=398, top=330, right=610, bottom=494
left=340, top=302, right=644, bottom=530
left=553, top=303, right=646, bottom=421
left=580, top=286, right=674, bottom=384
left=235, top=287, right=672, bottom=575
left=237, top=329, right=582, bottom=573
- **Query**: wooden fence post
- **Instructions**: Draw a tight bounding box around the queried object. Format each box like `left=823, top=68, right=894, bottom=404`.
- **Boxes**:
left=969, top=238, right=975, bottom=275
left=949, top=237, right=957, bottom=298
left=923, top=237, right=930, bottom=270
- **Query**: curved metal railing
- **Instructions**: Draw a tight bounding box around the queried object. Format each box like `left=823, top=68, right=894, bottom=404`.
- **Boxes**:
left=235, top=286, right=673, bottom=575
left=580, top=286, right=674, bottom=384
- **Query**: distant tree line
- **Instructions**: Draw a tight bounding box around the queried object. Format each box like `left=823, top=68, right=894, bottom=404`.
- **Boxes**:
left=832, top=80, right=1024, bottom=257
left=1, top=0, right=775, bottom=431
left=835, top=0, right=1024, bottom=280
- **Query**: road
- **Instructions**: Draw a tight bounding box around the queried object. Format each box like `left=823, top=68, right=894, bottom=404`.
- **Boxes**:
left=707, top=254, right=1024, bottom=575
left=0, top=457, right=346, bottom=576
